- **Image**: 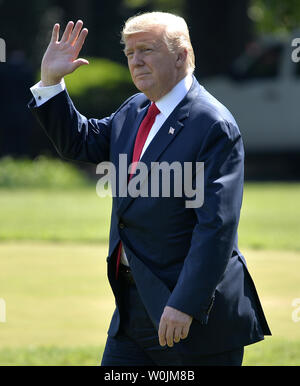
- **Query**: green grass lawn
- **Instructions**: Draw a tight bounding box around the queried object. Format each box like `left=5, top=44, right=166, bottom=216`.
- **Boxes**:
left=0, top=188, right=112, bottom=243
left=239, top=182, right=300, bottom=251
left=0, top=182, right=299, bottom=365
left=0, top=182, right=299, bottom=249
left=0, top=243, right=299, bottom=366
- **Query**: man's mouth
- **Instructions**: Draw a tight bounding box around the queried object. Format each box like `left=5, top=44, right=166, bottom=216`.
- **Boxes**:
left=135, top=73, right=150, bottom=78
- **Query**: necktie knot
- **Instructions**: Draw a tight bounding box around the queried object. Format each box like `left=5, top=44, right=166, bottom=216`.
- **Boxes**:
left=148, top=102, right=160, bottom=119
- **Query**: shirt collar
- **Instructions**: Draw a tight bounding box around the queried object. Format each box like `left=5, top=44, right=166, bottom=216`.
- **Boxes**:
left=155, top=74, right=193, bottom=119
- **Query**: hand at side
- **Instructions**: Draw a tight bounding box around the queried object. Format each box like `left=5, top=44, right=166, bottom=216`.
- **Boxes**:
left=158, top=306, right=193, bottom=347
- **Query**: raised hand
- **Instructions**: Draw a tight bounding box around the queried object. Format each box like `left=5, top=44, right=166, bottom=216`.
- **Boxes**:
left=41, top=20, right=89, bottom=86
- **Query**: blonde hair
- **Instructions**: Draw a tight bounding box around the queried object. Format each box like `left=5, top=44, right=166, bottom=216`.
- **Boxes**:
left=121, top=12, right=195, bottom=74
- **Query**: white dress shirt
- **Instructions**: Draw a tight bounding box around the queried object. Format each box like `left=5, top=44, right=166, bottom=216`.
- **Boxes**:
left=30, top=79, right=67, bottom=107
left=30, top=74, right=193, bottom=265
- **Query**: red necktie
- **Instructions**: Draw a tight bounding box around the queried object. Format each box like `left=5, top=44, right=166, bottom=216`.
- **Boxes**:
left=115, top=103, right=160, bottom=278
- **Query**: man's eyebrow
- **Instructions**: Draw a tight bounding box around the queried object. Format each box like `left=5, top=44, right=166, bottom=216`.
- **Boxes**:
left=124, top=40, right=157, bottom=53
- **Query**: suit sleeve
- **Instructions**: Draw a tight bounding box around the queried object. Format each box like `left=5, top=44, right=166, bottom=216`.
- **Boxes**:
left=166, top=120, right=244, bottom=324
left=28, top=89, right=112, bottom=164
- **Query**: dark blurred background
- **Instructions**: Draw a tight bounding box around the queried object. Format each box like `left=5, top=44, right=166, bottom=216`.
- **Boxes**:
left=0, top=0, right=300, bottom=180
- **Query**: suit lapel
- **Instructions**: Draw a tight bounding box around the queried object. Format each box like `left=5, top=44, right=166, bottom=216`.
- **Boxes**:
left=139, top=103, right=189, bottom=167
left=114, top=102, right=149, bottom=199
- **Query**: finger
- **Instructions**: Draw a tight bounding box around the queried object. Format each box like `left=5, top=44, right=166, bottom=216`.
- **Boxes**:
left=73, top=28, right=88, bottom=56
left=60, top=21, right=74, bottom=43
left=158, top=319, right=167, bottom=347
left=181, top=324, right=190, bottom=340
left=174, top=327, right=182, bottom=344
left=50, top=23, right=60, bottom=44
left=165, top=325, right=175, bottom=347
left=69, top=19, right=84, bottom=46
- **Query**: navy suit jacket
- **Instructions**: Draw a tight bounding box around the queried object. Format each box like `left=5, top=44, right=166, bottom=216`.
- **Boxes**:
left=29, top=77, right=271, bottom=355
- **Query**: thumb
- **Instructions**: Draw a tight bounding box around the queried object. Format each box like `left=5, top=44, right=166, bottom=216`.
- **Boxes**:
left=72, top=58, right=89, bottom=71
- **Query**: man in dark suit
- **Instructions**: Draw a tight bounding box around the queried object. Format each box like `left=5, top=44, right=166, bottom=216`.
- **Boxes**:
left=29, top=12, right=271, bottom=366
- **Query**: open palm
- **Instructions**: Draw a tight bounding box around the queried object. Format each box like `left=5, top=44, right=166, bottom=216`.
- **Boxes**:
left=41, top=20, right=89, bottom=86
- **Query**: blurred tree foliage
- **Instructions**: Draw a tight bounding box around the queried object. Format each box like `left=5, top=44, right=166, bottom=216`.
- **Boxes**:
left=0, top=156, right=91, bottom=189
left=1, top=0, right=300, bottom=158
left=186, top=0, right=252, bottom=77
left=1, top=0, right=300, bottom=70
left=64, top=57, right=136, bottom=117
left=250, top=0, right=300, bottom=35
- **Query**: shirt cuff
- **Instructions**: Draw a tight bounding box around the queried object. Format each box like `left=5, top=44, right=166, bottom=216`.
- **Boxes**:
left=30, top=79, right=66, bottom=107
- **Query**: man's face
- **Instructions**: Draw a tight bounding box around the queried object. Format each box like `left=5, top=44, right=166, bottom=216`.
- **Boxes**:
left=124, top=28, right=182, bottom=101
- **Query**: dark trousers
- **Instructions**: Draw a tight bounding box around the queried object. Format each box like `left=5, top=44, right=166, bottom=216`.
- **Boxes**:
left=101, top=275, right=244, bottom=366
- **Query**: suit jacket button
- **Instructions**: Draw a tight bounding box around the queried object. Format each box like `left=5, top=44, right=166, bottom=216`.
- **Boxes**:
left=119, top=222, right=125, bottom=229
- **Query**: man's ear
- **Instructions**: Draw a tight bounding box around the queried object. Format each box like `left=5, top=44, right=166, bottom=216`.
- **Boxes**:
left=175, top=48, right=188, bottom=68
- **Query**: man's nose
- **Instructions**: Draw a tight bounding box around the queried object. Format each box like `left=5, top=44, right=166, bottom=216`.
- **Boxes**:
left=130, top=52, right=144, bottom=66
